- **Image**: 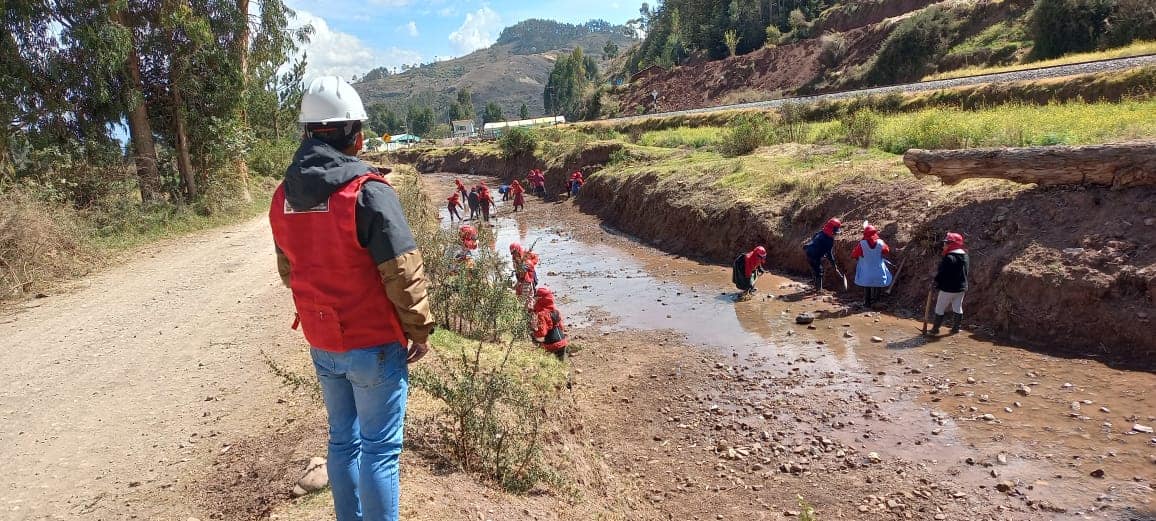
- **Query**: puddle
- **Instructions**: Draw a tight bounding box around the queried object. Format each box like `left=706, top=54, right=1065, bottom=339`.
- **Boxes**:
left=433, top=174, right=1156, bottom=517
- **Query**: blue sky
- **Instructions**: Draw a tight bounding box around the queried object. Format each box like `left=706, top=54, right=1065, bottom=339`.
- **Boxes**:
left=284, top=0, right=640, bottom=79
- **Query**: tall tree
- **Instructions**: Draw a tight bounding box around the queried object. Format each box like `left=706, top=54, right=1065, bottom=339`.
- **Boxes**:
left=482, top=102, right=504, bottom=124
left=112, top=4, right=164, bottom=203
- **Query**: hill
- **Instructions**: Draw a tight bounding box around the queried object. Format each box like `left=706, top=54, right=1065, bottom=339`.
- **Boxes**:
left=353, top=19, right=634, bottom=132
left=606, top=0, right=1155, bottom=116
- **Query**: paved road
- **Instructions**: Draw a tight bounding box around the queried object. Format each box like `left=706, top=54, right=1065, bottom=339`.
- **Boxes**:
left=607, top=54, right=1156, bottom=123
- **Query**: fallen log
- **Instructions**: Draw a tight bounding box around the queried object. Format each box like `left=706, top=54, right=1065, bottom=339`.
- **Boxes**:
left=903, top=140, right=1156, bottom=189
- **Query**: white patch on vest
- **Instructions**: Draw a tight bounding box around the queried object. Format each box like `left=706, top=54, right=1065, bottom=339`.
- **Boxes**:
left=283, top=198, right=329, bottom=214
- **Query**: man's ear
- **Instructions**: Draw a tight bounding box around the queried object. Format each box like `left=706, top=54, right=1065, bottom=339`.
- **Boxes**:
left=353, top=131, right=364, bottom=154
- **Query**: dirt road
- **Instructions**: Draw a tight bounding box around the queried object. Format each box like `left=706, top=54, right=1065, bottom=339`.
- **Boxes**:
left=0, top=217, right=309, bottom=520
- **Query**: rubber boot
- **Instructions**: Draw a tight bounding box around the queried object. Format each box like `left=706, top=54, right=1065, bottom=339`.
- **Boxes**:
left=814, top=274, right=824, bottom=293
left=864, top=288, right=872, bottom=307
left=950, top=313, right=963, bottom=334
left=929, top=314, right=945, bottom=335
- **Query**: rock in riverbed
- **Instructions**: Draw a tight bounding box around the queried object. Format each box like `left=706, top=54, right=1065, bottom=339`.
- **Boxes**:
left=795, top=313, right=815, bottom=325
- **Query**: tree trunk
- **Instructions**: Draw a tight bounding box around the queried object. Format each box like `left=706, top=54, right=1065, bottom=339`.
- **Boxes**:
left=233, top=0, right=253, bottom=203
left=115, top=8, right=163, bottom=204
left=172, top=83, right=197, bottom=199
left=903, top=140, right=1156, bottom=189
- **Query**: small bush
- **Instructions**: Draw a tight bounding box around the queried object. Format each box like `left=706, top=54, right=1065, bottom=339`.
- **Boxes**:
left=411, top=331, right=562, bottom=493
left=719, top=114, right=773, bottom=156
left=0, top=186, right=93, bottom=299
left=1103, top=0, right=1156, bottom=47
left=788, top=9, right=812, bottom=38
left=838, top=108, right=882, bottom=148
left=1028, top=0, right=1113, bottom=59
left=819, top=33, right=848, bottom=68
left=865, top=6, right=953, bottom=85
left=499, top=127, right=538, bottom=159
left=247, top=137, right=299, bottom=179
left=765, top=25, right=783, bottom=47
left=778, top=102, right=809, bottom=144
left=392, top=170, right=563, bottom=493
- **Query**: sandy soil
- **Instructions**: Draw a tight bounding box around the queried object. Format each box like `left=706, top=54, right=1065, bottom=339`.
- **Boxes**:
left=0, top=218, right=313, bottom=520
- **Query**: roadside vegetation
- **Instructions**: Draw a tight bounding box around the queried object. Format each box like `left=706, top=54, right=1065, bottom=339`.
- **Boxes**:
left=392, top=169, right=570, bottom=494
left=1, top=3, right=309, bottom=301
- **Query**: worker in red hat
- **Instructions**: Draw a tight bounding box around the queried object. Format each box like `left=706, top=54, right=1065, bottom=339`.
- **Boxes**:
left=852, top=223, right=892, bottom=307
left=446, top=192, right=464, bottom=222
left=803, top=218, right=843, bottom=292
left=732, top=245, right=767, bottom=298
left=929, top=232, right=969, bottom=335
left=509, top=241, right=539, bottom=299
left=529, top=286, right=568, bottom=360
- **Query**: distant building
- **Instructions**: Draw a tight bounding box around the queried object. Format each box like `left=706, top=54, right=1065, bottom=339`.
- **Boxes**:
left=364, top=133, right=421, bottom=152
left=481, top=115, right=566, bottom=137
left=385, top=133, right=421, bottom=151
left=452, top=119, right=476, bottom=138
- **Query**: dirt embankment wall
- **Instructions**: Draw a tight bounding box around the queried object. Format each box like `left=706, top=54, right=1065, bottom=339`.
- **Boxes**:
left=389, top=144, right=621, bottom=197
left=391, top=147, right=1156, bottom=361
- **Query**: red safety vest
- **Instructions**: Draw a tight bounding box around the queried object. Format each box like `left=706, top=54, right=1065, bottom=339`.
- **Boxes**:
left=269, top=174, right=406, bottom=352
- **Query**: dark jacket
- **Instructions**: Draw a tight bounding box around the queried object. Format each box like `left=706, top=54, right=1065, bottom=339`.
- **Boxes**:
left=804, top=231, right=837, bottom=263
left=935, top=250, right=969, bottom=293
left=275, top=138, right=434, bottom=343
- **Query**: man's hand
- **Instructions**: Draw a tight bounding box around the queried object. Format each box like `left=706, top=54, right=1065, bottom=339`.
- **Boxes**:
left=406, top=342, right=429, bottom=364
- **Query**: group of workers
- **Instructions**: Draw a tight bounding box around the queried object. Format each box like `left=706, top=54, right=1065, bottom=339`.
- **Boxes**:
left=736, top=218, right=970, bottom=336
left=451, top=222, right=569, bottom=360
left=448, top=179, right=497, bottom=223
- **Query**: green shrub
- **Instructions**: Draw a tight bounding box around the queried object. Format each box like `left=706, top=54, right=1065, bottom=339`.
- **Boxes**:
left=777, top=102, right=809, bottom=144
left=719, top=114, right=773, bottom=156
left=392, top=170, right=564, bottom=493
left=765, top=25, right=783, bottom=47
left=247, top=137, right=298, bottom=179
left=818, top=34, right=848, bottom=68
left=1102, top=0, right=1156, bottom=47
left=1028, top=0, right=1113, bottom=59
left=838, top=108, right=882, bottom=148
left=866, top=6, right=953, bottom=85
left=499, top=127, right=538, bottom=159
left=411, top=331, right=562, bottom=493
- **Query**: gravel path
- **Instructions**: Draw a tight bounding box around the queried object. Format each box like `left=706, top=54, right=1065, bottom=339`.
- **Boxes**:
left=607, top=55, right=1156, bottom=122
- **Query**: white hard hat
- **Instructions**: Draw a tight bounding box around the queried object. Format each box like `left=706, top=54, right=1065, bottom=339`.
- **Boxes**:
left=299, top=76, right=368, bottom=124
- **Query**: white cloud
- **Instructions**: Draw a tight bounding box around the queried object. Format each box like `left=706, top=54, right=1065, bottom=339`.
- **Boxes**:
left=401, top=21, right=419, bottom=37
left=292, top=10, right=423, bottom=79
left=448, top=6, right=502, bottom=54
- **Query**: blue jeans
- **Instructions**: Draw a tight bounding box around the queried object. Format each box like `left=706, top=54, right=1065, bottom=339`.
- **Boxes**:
left=311, top=343, right=409, bottom=521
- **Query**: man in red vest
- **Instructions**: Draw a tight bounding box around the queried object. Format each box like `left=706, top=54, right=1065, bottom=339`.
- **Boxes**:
left=268, top=76, right=434, bottom=521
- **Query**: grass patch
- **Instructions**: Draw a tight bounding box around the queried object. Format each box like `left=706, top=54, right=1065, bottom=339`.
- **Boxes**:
left=925, top=40, right=1156, bottom=81
left=946, top=20, right=1030, bottom=57
left=874, top=98, right=1156, bottom=152
left=601, top=144, right=904, bottom=203
left=638, top=126, right=724, bottom=149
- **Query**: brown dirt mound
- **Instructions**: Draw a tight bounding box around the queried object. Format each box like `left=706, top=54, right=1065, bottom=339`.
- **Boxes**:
left=617, top=23, right=895, bottom=114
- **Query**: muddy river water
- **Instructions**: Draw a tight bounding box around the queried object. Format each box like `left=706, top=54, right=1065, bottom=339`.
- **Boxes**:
left=433, top=174, right=1154, bottom=519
